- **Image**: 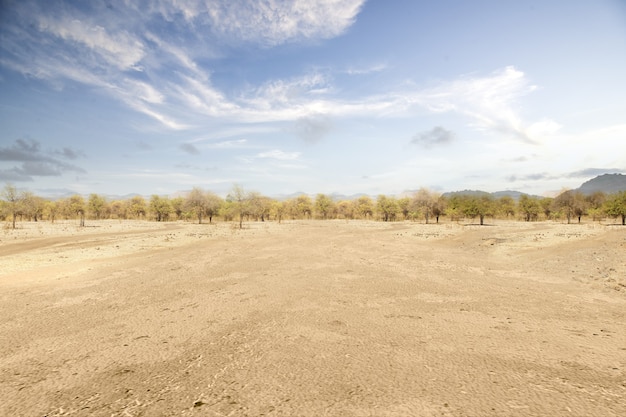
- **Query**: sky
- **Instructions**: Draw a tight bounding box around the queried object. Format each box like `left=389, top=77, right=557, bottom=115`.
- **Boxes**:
left=1, top=0, right=626, bottom=199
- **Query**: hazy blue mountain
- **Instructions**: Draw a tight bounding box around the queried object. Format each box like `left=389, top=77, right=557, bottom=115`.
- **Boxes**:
left=577, top=173, right=626, bottom=195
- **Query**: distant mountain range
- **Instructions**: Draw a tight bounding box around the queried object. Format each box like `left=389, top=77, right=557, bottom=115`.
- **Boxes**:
left=438, top=174, right=626, bottom=200
left=576, top=173, right=626, bottom=195
left=31, top=174, right=626, bottom=201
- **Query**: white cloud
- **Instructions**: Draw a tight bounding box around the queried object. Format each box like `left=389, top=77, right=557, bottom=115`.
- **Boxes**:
left=204, top=0, right=365, bottom=46
left=256, top=150, right=302, bottom=160
left=37, top=14, right=145, bottom=71
left=412, top=66, right=539, bottom=143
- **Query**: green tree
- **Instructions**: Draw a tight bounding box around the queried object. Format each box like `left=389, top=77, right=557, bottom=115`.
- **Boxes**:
left=43, top=200, right=59, bottom=223
left=460, top=194, right=494, bottom=225
left=604, top=191, right=626, bottom=225
left=128, top=196, right=147, bottom=219
left=376, top=195, right=398, bottom=222
left=314, top=194, right=334, bottom=219
left=292, top=195, right=313, bottom=219
left=539, top=197, right=553, bottom=220
left=150, top=195, right=172, bottom=221
left=397, top=197, right=411, bottom=220
left=497, top=196, right=516, bottom=219
left=270, top=200, right=286, bottom=223
left=354, top=196, right=374, bottom=219
left=170, top=197, right=185, bottom=220
left=518, top=194, right=540, bottom=222
left=88, top=193, right=107, bottom=220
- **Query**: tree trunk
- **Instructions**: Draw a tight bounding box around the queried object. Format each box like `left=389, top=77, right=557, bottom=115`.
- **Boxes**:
left=480, top=214, right=484, bottom=225
left=12, top=212, right=16, bottom=229
left=622, top=214, right=625, bottom=225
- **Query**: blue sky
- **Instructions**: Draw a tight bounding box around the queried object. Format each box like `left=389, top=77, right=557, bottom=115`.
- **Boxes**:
left=1, top=0, right=625, bottom=198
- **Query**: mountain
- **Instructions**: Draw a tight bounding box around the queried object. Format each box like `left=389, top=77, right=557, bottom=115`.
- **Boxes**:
left=576, top=173, right=626, bottom=195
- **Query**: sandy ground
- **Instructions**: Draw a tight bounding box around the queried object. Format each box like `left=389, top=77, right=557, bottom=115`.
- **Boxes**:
left=0, top=219, right=625, bottom=417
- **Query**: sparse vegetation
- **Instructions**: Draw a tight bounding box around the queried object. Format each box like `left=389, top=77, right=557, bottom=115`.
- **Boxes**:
left=3, top=182, right=626, bottom=227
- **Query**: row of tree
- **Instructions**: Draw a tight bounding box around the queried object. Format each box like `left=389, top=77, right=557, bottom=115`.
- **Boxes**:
left=2, top=183, right=626, bottom=229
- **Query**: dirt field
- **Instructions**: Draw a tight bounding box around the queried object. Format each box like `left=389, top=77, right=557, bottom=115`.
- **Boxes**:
left=1, top=219, right=625, bottom=416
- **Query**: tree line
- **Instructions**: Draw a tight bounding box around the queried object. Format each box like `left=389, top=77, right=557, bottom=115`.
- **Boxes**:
left=2, top=183, right=626, bottom=230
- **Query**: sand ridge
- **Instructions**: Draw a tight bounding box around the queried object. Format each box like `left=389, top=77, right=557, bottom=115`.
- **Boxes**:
left=1, top=219, right=625, bottom=416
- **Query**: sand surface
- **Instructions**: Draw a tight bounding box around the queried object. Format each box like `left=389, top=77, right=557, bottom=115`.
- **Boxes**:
left=1, top=219, right=625, bottom=416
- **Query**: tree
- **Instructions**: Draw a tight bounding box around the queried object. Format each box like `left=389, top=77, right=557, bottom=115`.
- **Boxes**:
left=410, top=188, right=440, bottom=223
left=270, top=200, right=287, bottom=223
left=518, top=194, right=540, bottom=222
left=376, top=195, right=398, bottom=222
left=128, top=196, right=147, bottom=219
left=585, top=192, right=606, bottom=222
left=604, top=191, right=626, bottom=225
left=335, top=200, right=354, bottom=219
left=67, top=195, right=86, bottom=226
left=185, top=187, right=209, bottom=224
left=314, top=194, right=334, bottom=219
left=292, top=195, right=313, bottom=219
left=150, top=195, right=172, bottom=222
left=43, top=200, right=59, bottom=223
left=109, top=200, right=129, bottom=219
left=354, top=196, right=374, bottom=219
left=397, top=197, right=411, bottom=220
left=170, top=197, right=185, bottom=220
left=248, top=192, right=271, bottom=221
left=88, top=193, right=107, bottom=220
left=459, top=194, right=494, bottom=225
left=227, top=184, right=251, bottom=229
left=539, top=197, right=553, bottom=220
left=1, top=183, right=23, bottom=229
left=553, top=190, right=586, bottom=224
left=21, top=191, right=45, bottom=221
left=205, top=192, right=223, bottom=223
left=432, top=196, right=447, bottom=223
left=497, top=196, right=516, bottom=219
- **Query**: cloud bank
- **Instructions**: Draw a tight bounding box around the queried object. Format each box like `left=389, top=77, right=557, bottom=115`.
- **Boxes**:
left=0, top=139, right=86, bottom=182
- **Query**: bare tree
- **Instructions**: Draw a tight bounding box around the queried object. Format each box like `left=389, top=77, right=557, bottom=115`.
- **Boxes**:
left=1, top=183, right=23, bottom=229
left=553, top=190, right=586, bottom=224
left=67, top=195, right=86, bottom=226
left=410, top=188, right=440, bottom=223
left=185, top=187, right=209, bottom=224
left=227, top=184, right=251, bottom=229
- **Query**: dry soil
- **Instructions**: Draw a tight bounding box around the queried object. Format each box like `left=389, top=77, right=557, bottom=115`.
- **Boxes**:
left=1, top=219, right=625, bottom=416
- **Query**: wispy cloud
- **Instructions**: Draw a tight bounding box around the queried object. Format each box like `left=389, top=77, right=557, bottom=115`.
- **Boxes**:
left=202, top=0, right=365, bottom=46
left=0, top=1, right=546, bottom=144
left=256, top=150, right=302, bottom=160
left=411, top=66, right=540, bottom=144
